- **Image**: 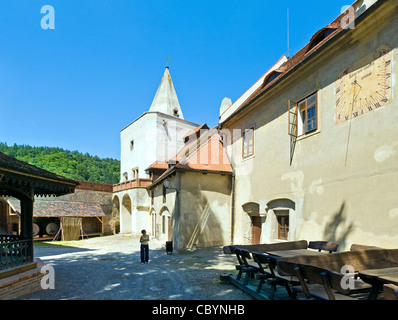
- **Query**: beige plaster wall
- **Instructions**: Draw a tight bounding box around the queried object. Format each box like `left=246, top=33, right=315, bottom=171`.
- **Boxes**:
left=227, top=9, right=398, bottom=251
left=179, top=171, right=232, bottom=250
left=149, top=171, right=232, bottom=251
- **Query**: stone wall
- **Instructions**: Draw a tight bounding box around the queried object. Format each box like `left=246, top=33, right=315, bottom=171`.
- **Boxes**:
left=0, top=259, right=45, bottom=300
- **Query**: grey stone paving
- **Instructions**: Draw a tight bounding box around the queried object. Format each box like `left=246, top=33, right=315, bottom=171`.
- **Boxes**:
left=21, top=234, right=252, bottom=300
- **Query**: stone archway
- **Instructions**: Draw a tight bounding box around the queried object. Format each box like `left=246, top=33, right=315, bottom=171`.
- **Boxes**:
left=121, top=194, right=132, bottom=234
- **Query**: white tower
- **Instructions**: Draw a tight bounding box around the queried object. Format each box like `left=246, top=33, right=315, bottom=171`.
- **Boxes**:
left=119, top=67, right=198, bottom=182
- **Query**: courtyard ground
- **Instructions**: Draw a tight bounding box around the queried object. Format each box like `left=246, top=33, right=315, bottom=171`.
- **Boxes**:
left=20, top=234, right=252, bottom=300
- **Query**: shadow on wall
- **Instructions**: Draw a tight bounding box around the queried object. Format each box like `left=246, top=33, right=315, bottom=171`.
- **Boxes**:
left=179, top=191, right=225, bottom=251
left=323, top=202, right=354, bottom=250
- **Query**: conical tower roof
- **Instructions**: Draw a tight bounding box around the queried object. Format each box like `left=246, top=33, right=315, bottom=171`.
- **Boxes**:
left=149, top=67, right=184, bottom=119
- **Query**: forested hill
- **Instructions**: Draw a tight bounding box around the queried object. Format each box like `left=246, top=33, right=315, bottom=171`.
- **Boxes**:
left=0, top=142, right=120, bottom=184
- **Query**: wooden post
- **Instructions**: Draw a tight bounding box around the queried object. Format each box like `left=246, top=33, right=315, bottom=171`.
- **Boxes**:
left=20, top=194, right=34, bottom=261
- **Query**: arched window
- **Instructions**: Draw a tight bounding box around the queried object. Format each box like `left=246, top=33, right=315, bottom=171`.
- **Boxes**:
left=266, top=198, right=295, bottom=241
left=263, top=71, right=282, bottom=87
left=308, top=27, right=337, bottom=51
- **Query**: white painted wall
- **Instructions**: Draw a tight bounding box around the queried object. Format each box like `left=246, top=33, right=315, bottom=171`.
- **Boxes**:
left=120, top=112, right=198, bottom=182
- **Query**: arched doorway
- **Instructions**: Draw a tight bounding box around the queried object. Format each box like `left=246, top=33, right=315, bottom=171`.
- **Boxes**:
left=121, top=194, right=132, bottom=234
left=112, top=195, right=120, bottom=234
left=160, top=206, right=171, bottom=241
left=242, top=202, right=261, bottom=244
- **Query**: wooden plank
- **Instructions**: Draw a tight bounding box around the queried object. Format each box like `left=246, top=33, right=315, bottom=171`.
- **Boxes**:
left=359, top=267, right=398, bottom=285
left=223, top=240, right=308, bottom=254
left=266, top=249, right=326, bottom=258
left=62, top=217, right=82, bottom=241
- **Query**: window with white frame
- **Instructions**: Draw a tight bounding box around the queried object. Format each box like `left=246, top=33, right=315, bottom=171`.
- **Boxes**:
left=242, top=127, right=254, bottom=159
left=289, top=92, right=318, bottom=137
left=297, top=93, right=317, bottom=136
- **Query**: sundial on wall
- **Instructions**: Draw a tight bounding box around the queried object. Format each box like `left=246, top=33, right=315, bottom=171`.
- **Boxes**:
left=335, top=45, right=393, bottom=123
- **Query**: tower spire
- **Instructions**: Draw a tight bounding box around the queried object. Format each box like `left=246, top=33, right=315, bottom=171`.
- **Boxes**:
left=149, top=66, right=184, bottom=119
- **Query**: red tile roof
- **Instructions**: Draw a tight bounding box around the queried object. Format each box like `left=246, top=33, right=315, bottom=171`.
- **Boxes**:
left=175, top=126, right=233, bottom=174
left=147, top=125, right=233, bottom=188
left=184, top=123, right=210, bottom=142
left=145, top=161, right=169, bottom=171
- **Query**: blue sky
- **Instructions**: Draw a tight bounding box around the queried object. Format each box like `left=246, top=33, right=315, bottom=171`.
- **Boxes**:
left=0, top=0, right=351, bottom=160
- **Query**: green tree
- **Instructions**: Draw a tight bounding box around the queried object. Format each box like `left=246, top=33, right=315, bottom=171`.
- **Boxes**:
left=0, top=142, right=120, bottom=184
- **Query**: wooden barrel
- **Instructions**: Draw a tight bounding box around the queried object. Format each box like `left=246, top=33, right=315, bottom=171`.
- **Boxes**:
left=33, top=223, right=40, bottom=237
left=45, top=222, right=59, bottom=236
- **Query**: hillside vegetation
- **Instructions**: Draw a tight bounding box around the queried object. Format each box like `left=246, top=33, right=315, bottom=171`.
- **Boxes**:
left=0, top=142, right=120, bottom=184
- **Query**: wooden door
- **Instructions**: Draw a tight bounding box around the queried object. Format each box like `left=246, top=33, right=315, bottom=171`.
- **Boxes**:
left=251, top=216, right=262, bottom=245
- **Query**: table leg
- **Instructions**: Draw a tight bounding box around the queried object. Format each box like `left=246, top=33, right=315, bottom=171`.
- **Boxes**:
left=368, top=284, right=382, bottom=300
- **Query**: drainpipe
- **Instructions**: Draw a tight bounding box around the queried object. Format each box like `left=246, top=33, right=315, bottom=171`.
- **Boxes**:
left=218, top=123, right=236, bottom=245
left=230, top=168, right=235, bottom=245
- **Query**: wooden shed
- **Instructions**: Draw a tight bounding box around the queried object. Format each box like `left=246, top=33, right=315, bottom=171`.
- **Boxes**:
left=8, top=199, right=105, bottom=241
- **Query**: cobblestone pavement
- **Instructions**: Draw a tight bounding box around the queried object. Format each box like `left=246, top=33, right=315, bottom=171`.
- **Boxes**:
left=21, top=234, right=252, bottom=300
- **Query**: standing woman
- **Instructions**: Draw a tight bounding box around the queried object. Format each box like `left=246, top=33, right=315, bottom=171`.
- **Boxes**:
left=140, top=229, right=150, bottom=263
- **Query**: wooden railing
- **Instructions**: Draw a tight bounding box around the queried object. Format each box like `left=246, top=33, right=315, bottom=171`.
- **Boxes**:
left=0, top=235, right=33, bottom=271
left=113, top=178, right=153, bottom=192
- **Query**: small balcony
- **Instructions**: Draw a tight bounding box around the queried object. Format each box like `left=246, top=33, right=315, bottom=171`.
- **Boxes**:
left=113, top=178, right=153, bottom=192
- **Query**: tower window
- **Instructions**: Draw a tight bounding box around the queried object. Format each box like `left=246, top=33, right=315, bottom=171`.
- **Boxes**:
left=131, top=167, right=139, bottom=180
left=173, top=108, right=179, bottom=117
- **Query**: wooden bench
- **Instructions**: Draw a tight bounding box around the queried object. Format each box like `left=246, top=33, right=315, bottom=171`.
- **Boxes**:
left=252, top=252, right=300, bottom=299
left=291, top=263, right=370, bottom=300
left=277, top=249, right=398, bottom=300
left=231, top=247, right=260, bottom=285
left=308, top=241, right=339, bottom=253
left=223, top=240, right=308, bottom=254
left=383, top=284, right=398, bottom=300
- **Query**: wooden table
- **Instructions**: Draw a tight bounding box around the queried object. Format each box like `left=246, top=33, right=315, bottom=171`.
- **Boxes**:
left=358, top=267, right=398, bottom=300
left=265, top=249, right=327, bottom=258
left=263, top=249, right=327, bottom=271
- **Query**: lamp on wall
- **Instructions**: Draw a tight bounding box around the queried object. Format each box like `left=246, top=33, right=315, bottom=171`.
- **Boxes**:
left=163, top=178, right=178, bottom=194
